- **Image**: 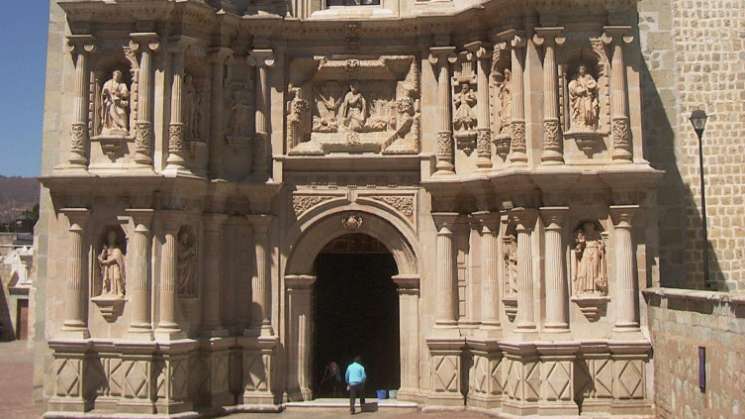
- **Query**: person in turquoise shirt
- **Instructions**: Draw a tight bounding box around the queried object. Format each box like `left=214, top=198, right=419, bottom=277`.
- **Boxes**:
left=345, top=355, right=367, bottom=414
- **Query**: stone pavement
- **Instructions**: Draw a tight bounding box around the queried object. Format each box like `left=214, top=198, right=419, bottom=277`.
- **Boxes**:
left=232, top=411, right=492, bottom=419
left=0, top=340, right=42, bottom=419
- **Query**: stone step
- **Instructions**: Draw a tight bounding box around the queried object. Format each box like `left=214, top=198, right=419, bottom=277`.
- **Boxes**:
left=285, top=398, right=418, bottom=411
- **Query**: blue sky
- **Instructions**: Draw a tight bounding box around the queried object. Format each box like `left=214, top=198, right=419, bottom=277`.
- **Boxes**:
left=0, top=3, right=49, bottom=177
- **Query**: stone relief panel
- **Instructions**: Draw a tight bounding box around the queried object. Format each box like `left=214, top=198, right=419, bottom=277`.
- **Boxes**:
left=177, top=226, right=198, bottom=298
left=223, top=60, right=255, bottom=180
left=291, top=194, right=337, bottom=219
left=287, top=55, right=420, bottom=155
left=182, top=53, right=211, bottom=175
left=502, top=231, right=518, bottom=321
left=452, top=51, right=478, bottom=155
left=489, top=45, right=512, bottom=160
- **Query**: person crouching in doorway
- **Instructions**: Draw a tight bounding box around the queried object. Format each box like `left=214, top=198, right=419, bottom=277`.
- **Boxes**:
left=345, top=355, right=366, bottom=415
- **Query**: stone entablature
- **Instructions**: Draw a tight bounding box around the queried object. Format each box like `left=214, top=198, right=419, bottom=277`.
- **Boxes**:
left=40, top=0, right=659, bottom=417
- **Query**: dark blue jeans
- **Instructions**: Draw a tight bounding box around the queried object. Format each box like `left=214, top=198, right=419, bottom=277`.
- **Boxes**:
left=349, top=383, right=365, bottom=412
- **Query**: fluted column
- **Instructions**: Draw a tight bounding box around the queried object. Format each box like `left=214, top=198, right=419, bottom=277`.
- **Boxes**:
left=60, top=208, right=90, bottom=339
left=203, top=214, right=228, bottom=337
left=247, top=214, right=274, bottom=337
left=433, top=213, right=459, bottom=326
left=429, top=47, right=458, bottom=176
left=535, top=28, right=566, bottom=164
left=540, top=206, right=569, bottom=331
left=476, top=212, right=501, bottom=330
left=286, top=275, right=316, bottom=401
left=208, top=48, right=232, bottom=179
left=166, top=45, right=188, bottom=172
left=467, top=42, right=493, bottom=169
left=155, top=212, right=183, bottom=340
left=508, top=34, right=528, bottom=165
left=511, top=208, right=537, bottom=332
left=610, top=205, right=639, bottom=332
left=604, top=27, right=634, bottom=162
left=248, top=49, right=274, bottom=179
left=465, top=216, right=482, bottom=326
left=65, top=35, right=95, bottom=169
left=126, top=209, right=155, bottom=339
left=130, top=33, right=160, bottom=166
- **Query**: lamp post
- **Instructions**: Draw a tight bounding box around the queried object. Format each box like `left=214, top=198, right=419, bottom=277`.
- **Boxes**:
left=689, top=109, right=709, bottom=287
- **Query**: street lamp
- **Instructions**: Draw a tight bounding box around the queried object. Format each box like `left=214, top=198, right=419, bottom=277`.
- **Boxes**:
left=689, top=109, right=709, bottom=287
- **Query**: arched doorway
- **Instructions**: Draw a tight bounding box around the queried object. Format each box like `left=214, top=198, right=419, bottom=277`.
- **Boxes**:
left=312, top=233, right=400, bottom=398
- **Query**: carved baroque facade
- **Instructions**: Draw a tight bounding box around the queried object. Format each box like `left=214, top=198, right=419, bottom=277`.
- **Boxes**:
left=38, top=0, right=660, bottom=417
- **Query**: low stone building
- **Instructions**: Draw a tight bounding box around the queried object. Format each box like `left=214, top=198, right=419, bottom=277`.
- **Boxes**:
left=0, top=233, right=34, bottom=341
left=33, top=0, right=744, bottom=417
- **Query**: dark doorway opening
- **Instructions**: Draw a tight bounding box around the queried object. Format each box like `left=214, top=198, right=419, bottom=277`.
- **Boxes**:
left=312, top=234, right=400, bottom=398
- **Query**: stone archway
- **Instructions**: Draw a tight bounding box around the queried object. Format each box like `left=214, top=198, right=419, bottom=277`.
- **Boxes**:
left=284, top=209, right=420, bottom=402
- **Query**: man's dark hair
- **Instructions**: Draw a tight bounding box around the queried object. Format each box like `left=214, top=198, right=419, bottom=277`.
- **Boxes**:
left=354, top=355, right=362, bottom=363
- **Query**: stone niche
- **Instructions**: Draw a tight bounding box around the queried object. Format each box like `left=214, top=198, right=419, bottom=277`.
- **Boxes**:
left=287, top=54, right=420, bottom=156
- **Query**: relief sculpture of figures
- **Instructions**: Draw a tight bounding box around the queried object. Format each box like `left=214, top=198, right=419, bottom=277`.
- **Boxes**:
left=568, top=64, right=599, bottom=131
left=177, top=228, right=197, bottom=298
left=97, top=229, right=126, bottom=298
left=382, top=97, right=417, bottom=150
left=338, top=81, right=368, bottom=132
left=313, top=82, right=341, bottom=133
left=453, top=82, right=477, bottom=132
left=496, top=69, right=512, bottom=136
left=101, top=70, right=130, bottom=136
left=184, top=74, right=202, bottom=141
left=287, top=86, right=311, bottom=148
left=572, top=222, right=607, bottom=295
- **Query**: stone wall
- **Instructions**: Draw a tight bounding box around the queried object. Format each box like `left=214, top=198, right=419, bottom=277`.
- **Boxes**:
left=639, top=0, right=745, bottom=291
left=644, top=288, right=745, bottom=418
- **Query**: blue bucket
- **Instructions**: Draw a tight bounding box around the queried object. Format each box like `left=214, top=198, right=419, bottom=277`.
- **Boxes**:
left=376, top=389, right=387, bottom=399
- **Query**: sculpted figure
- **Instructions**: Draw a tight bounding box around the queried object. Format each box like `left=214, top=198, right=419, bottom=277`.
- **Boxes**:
left=572, top=222, right=607, bottom=295
left=496, top=69, right=512, bottom=135
left=184, top=74, right=201, bottom=141
left=503, top=236, right=518, bottom=297
left=97, top=229, right=126, bottom=298
left=229, top=90, right=252, bottom=138
left=177, top=228, right=197, bottom=297
left=338, top=81, right=368, bottom=132
left=382, top=97, right=417, bottom=149
left=287, top=86, right=311, bottom=148
left=313, top=82, right=340, bottom=133
left=101, top=70, right=130, bottom=135
left=453, top=82, right=477, bottom=132
left=568, top=65, right=599, bottom=130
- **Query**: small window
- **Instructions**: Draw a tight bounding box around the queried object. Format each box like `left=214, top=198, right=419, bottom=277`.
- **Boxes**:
left=327, top=0, right=380, bottom=6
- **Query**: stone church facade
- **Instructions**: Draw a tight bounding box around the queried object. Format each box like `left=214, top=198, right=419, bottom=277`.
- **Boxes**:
left=37, top=0, right=674, bottom=417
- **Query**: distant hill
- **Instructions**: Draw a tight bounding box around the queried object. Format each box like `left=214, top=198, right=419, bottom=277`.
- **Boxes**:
left=0, top=177, right=39, bottom=224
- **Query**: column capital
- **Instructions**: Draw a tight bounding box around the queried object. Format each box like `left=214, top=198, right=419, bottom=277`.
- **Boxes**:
left=66, top=34, right=96, bottom=55
left=60, top=208, right=91, bottom=230
left=428, top=46, right=458, bottom=65
left=472, top=211, right=501, bottom=231
left=125, top=209, right=155, bottom=229
left=497, top=29, right=527, bottom=49
left=464, top=40, right=490, bottom=60
left=602, top=26, right=634, bottom=45
left=432, top=212, right=460, bottom=231
left=609, top=205, right=639, bottom=228
left=510, top=207, right=538, bottom=231
left=246, top=214, right=273, bottom=233
left=392, top=274, right=420, bottom=291
left=533, top=27, right=566, bottom=47
left=129, top=32, right=160, bottom=53
left=248, top=48, right=275, bottom=67
left=158, top=210, right=185, bottom=232
left=285, top=275, right=316, bottom=290
left=539, top=206, right=569, bottom=230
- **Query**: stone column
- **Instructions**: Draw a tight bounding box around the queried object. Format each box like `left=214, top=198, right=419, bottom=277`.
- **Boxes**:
left=248, top=49, right=274, bottom=179
left=467, top=42, right=492, bottom=169
left=604, top=27, right=634, bottom=162
left=429, top=46, right=458, bottom=176
left=393, top=274, right=420, bottom=399
left=60, top=208, right=90, bottom=339
left=155, top=212, right=184, bottom=340
left=511, top=208, right=537, bottom=332
left=508, top=35, right=528, bottom=164
left=202, top=214, right=228, bottom=337
left=535, top=28, right=566, bottom=164
left=285, top=275, right=316, bottom=401
left=126, top=209, right=155, bottom=339
left=476, top=212, right=501, bottom=330
left=66, top=35, right=95, bottom=169
left=208, top=47, right=232, bottom=179
left=433, top=213, right=459, bottom=327
left=610, top=205, right=639, bottom=332
left=540, top=206, right=569, bottom=331
left=247, top=214, right=274, bottom=337
left=166, top=44, right=188, bottom=172
left=130, top=33, right=160, bottom=166
left=464, top=216, right=482, bottom=327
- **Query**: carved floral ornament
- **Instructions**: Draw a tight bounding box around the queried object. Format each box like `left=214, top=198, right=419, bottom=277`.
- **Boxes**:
left=341, top=214, right=364, bottom=231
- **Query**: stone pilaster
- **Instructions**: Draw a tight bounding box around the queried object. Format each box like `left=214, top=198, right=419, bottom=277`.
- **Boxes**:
left=432, top=213, right=459, bottom=328
left=475, top=212, right=502, bottom=332
left=246, top=214, right=274, bottom=337
left=429, top=46, right=458, bottom=175
left=65, top=35, right=95, bottom=170
left=511, top=208, right=537, bottom=332
left=202, top=214, right=228, bottom=337
left=60, top=208, right=90, bottom=339
left=610, top=205, right=640, bottom=333
left=116, top=341, right=157, bottom=414
left=609, top=341, right=652, bottom=415
left=540, top=206, right=569, bottom=332
left=500, top=342, right=539, bottom=415
left=467, top=41, right=493, bottom=169
left=508, top=34, right=528, bottom=165
left=125, top=209, right=155, bottom=340
left=154, top=341, right=199, bottom=414
left=534, top=28, right=566, bottom=165
left=130, top=33, right=160, bottom=167
left=248, top=49, right=275, bottom=179
left=47, top=340, right=93, bottom=413
left=285, top=275, right=315, bottom=401
left=537, top=343, right=579, bottom=415
left=208, top=47, right=232, bottom=179
left=425, top=337, right=466, bottom=407
left=604, top=26, right=634, bottom=163
left=205, top=337, right=235, bottom=409
left=165, top=43, right=189, bottom=173
left=155, top=211, right=184, bottom=340
left=466, top=339, right=503, bottom=409
left=464, top=215, right=482, bottom=327
left=240, top=334, right=280, bottom=409
left=392, top=274, right=420, bottom=400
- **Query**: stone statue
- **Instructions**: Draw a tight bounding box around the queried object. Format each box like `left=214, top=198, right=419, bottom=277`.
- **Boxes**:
left=97, top=229, right=126, bottom=298
left=287, top=86, right=311, bottom=148
left=453, top=82, right=477, bottom=132
left=382, top=97, right=416, bottom=149
left=568, top=64, right=599, bottom=130
left=184, top=74, right=201, bottom=141
left=503, top=235, right=518, bottom=297
left=177, top=228, right=197, bottom=298
left=229, top=90, right=252, bottom=138
left=496, top=69, right=512, bottom=136
left=572, top=222, right=607, bottom=295
left=101, top=70, right=130, bottom=135
left=338, top=81, right=369, bottom=132
left=313, top=82, right=341, bottom=133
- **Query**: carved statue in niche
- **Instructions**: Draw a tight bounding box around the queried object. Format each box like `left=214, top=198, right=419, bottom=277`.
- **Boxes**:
left=503, top=235, right=518, bottom=297
left=495, top=69, right=512, bottom=136
left=339, top=81, right=369, bottom=132
left=453, top=81, right=477, bottom=132
left=312, top=82, right=341, bottom=133
left=229, top=90, right=252, bottom=139
left=571, top=221, right=607, bottom=296
left=287, top=86, right=311, bottom=148
left=97, top=229, right=126, bottom=298
left=568, top=64, right=599, bottom=131
left=101, top=70, right=130, bottom=136
left=177, top=227, right=197, bottom=298
left=183, top=74, right=202, bottom=142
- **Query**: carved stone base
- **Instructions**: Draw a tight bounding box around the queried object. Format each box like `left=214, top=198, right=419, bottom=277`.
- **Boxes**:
left=91, top=295, right=126, bottom=322
left=499, top=342, right=540, bottom=416
left=466, top=339, right=503, bottom=409
left=205, top=337, right=235, bottom=409
left=240, top=335, right=280, bottom=407
left=426, top=337, right=466, bottom=407
left=455, top=131, right=478, bottom=156
left=565, top=130, right=606, bottom=158
left=571, top=295, right=610, bottom=322
left=47, top=340, right=94, bottom=414
left=502, top=297, right=518, bottom=321
left=92, top=134, right=132, bottom=162
left=493, top=133, right=511, bottom=160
